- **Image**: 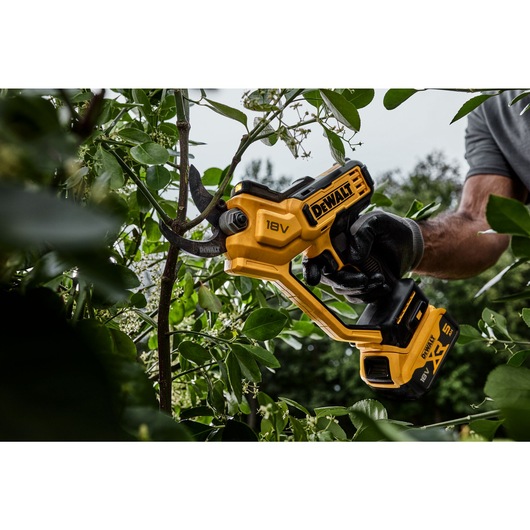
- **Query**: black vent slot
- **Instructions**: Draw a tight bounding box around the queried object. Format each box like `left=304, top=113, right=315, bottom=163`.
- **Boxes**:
left=364, top=356, right=393, bottom=384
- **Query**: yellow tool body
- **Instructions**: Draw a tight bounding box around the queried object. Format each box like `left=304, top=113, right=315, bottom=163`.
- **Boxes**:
left=221, top=160, right=459, bottom=398
left=225, top=162, right=381, bottom=344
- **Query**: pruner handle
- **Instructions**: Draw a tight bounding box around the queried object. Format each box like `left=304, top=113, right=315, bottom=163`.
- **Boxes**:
left=226, top=257, right=383, bottom=345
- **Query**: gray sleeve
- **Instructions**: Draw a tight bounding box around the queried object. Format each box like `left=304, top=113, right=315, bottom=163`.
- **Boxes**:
left=464, top=105, right=516, bottom=180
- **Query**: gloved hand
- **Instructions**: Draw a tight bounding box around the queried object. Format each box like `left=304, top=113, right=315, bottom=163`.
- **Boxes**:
left=303, top=211, right=424, bottom=303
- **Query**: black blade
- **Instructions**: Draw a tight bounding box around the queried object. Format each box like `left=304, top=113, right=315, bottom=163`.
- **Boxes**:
left=159, top=221, right=226, bottom=258
left=189, top=165, right=227, bottom=226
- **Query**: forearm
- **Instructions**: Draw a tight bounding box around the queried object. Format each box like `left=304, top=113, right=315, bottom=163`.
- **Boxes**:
left=414, top=212, right=510, bottom=279
left=411, top=174, right=527, bottom=280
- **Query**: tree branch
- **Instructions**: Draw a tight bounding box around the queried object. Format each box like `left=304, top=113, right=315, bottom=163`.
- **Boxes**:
left=157, top=89, right=191, bottom=414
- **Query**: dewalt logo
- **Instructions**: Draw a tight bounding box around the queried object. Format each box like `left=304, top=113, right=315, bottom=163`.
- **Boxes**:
left=309, top=181, right=354, bottom=220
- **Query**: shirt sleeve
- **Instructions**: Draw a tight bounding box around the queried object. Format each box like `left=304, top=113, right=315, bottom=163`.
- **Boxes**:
left=465, top=104, right=516, bottom=180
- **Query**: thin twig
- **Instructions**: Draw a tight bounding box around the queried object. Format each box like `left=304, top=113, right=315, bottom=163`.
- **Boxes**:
left=419, top=409, right=501, bottom=430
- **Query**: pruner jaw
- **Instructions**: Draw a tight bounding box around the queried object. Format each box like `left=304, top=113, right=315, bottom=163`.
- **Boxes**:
left=159, top=165, right=228, bottom=258
left=159, top=221, right=227, bottom=258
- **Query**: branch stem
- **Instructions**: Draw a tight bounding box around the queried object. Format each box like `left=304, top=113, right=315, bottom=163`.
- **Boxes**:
left=420, top=409, right=501, bottom=430
left=157, top=89, right=191, bottom=414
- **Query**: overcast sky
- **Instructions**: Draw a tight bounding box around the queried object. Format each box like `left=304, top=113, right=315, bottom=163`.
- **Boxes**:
left=186, top=88, right=471, bottom=185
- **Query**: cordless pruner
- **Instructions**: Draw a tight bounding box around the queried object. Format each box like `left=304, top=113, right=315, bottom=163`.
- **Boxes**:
left=160, top=161, right=459, bottom=399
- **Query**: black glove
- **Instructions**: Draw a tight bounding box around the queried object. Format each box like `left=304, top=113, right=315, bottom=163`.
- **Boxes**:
left=303, top=211, right=424, bottom=303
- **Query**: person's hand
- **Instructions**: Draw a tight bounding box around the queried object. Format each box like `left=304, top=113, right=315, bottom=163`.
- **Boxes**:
left=303, top=211, right=424, bottom=303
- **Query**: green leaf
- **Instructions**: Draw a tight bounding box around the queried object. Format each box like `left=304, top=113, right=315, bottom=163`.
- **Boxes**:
left=122, top=406, right=192, bottom=441
left=179, top=341, right=211, bottom=365
left=226, top=352, right=243, bottom=403
left=257, top=391, right=275, bottom=407
left=456, top=324, right=484, bottom=345
left=108, top=327, right=137, bottom=360
left=221, top=419, right=258, bottom=441
left=130, top=142, right=169, bottom=165
left=407, top=201, right=440, bottom=221
left=242, top=308, right=288, bottom=340
left=507, top=349, right=530, bottom=367
left=243, top=90, right=279, bottom=112
left=118, top=127, right=151, bottom=144
left=279, top=396, right=310, bottom=417
left=482, top=307, right=512, bottom=340
left=484, top=365, right=530, bottom=440
left=169, top=300, right=185, bottom=326
left=303, top=90, right=323, bottom=108
left=254, top=117, right=278, bottom=146
left=348, top=399, right=388, bottom=428
left=130, top=292, right=147, bottom=309
left=510, top=235, right=530, bottom=260
left=179, top=406, right=215, bottom=420
left=234, top=276, right=254, bottom=296
left=145, top=217, right=161, bottom=242
left=349, top=411, right=412, bottom=441
left=208, top=379, right=226, bottom=415
left=132, top=89, right=154, bottom=125
left=342, top=88, right=375, bottom=109
left=198, top=285, right=223, bottom=313
left=383, top=89, right=420, bottom=110
left=468, top=418, right=503, bottom=441
left=327, top=300, right=358, bottom=320
left=403, top=426, right=457, bottom=441
left=450, top=93, right=498, bottom=124
left=201, top=167, right=223, bottom=186
left=314, top=406, right=350, bottom=418
left=132, top=308, right=158, bottom=330
left=522, top=308, right=530, bottom=328
left=239, top=344, right=281, bottom=369
left=85, top=261, right=140, bottom=305
left=231, top=344, right=262, bottom=382
left=316, top=416, right=347, bottom=441
left=320, top=89, right=361, bottom=131
left=65, top=165, right=88, bottom=190
left=158, top=93, right=177, bottom=121
left=159, top=122, right=179, bottom=144
left=96, top=147, right=124, bottom=189
left=279, top=127, right=298, bottom=158
left=289, top=320, right=316, bottom=338
left=371, top=191, right=393, bottom=208
left=146, top=165, right=171, bottom=190
left=348, top=400, right=412, bottom=441
left=486, top=194, right=530, bottom=236
left=322, top=127, right=345, bottom=165
left=76, top=319, right=157, bottom=409
left=205, top=98, right=248, bottom=129
left=69, top=90, right=94, bottom=103
left=21, top=250, right=70, bottom=287
left=289, top=416, right=308, bottom=441
left=0, top=186, right=119, bottom=252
